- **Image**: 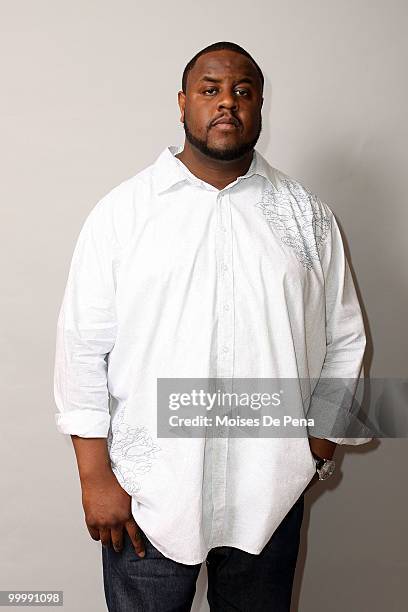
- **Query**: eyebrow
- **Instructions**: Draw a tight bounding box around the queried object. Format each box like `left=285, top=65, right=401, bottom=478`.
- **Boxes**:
left=198, top=75, right=255, bottom=85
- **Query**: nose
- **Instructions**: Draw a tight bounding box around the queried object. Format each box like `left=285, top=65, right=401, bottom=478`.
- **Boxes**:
left=217, top=90, right=238, bottom=112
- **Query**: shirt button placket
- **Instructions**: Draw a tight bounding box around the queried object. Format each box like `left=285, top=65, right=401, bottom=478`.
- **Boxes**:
left=217, top=191, right=234, bottom=378
left=209, top=190, right=235, bottom=546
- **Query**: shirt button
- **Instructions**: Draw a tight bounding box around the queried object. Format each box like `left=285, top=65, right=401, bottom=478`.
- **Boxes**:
left=223, top=304, right=230, bottom=311
left=222, top=345, right=229, bottom=353
left=222, top=264, right=228, bottom=272
left=220, top=225, right=227, bottom=232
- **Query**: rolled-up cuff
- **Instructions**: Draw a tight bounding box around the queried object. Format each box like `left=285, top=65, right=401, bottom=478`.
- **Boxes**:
left=325, top=437, right=373, bottom=445
left=55, top=409, right=111, bottom=437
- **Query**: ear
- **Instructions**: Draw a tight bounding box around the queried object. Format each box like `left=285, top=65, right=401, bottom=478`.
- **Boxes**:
left=177, top=90, right=186, bottom=123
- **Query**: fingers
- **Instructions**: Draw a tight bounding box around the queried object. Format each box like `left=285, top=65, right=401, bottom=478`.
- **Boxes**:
left=110, top=525, right=124, bottom=553
left=86, top=518, right=145, bottom=558
left=126, top=519, right=145, bottom=558
left=99, top=526, right=112, bottom=547
left=87, top=525, right=101, bottom=541
left=98, top=526, right=124, bottom=552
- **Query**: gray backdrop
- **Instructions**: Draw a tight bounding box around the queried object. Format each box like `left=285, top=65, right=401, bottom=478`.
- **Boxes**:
left=1, top=1, right=407, bottom=610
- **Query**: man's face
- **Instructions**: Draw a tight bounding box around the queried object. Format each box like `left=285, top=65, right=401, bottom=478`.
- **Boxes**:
left=178, top=50, right=263, bottom=161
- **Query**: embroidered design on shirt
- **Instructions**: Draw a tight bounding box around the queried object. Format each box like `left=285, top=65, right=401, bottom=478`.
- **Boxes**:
left=107, top=404, right=162, bottom=496
left=255, top=177, right=331, bottom=270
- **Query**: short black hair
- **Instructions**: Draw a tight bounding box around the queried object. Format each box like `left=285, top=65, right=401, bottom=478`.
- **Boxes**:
left=181, top=41, right=264, bottom=94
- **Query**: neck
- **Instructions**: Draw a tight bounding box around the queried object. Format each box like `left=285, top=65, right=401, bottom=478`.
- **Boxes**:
left=175, top=141, right=254, bottom=191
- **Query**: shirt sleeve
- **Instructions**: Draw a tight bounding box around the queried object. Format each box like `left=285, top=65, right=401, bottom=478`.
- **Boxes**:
left=53, top=196, right=120, bottom=438
left=307, top=205, right=372, bottom=445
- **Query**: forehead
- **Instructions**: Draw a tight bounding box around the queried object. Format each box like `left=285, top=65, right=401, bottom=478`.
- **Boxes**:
left=189, top=50, right=260, bottom=84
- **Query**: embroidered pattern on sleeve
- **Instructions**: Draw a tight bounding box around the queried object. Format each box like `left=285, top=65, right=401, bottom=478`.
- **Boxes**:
left=255, top=177, right=331, bottom=270
left=107, top=404, right=162, bottom=496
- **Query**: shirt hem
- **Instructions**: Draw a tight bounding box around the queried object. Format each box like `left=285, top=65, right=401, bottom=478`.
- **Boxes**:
left=132, top=515, right=268, bottom=564
left=144, top=535, right=268, bottom=565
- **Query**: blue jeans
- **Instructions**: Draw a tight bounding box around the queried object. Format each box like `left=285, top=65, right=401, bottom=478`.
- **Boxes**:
left=102, top=493, right=304, bottom=611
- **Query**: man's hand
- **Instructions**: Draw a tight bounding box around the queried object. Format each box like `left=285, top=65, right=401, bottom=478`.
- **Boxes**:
left=303, top=437, right=337, bottom=495
left=81, top=468, right=145, bottom=557
left=70, top=436, right=145, bottom=557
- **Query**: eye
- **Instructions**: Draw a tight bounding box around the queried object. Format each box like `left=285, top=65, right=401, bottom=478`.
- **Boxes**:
left=201, top=87, right=250, bottom=97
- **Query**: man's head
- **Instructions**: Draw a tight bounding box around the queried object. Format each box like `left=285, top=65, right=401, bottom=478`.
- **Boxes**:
left=178, top=42, right=264, bottom=162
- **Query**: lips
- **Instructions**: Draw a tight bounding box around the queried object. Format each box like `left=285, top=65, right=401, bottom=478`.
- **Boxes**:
left=212, top=116, right=239, bottom=127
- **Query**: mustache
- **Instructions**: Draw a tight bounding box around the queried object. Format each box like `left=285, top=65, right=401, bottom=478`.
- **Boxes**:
left=210, top=115, right=241, bottom=128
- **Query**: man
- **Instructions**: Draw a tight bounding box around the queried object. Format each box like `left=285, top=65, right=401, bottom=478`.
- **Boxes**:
left=54, top=41, right=370, bottom=611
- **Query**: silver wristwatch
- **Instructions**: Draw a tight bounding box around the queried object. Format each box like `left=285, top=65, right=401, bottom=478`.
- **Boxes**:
left=312, top=452, right=336, bottom=481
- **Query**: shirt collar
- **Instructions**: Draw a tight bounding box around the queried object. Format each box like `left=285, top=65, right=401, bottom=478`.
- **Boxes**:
left=153, top=145, right=278, bottom=194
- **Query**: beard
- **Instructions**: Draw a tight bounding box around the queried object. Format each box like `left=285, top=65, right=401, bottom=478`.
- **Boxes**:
left=183, top=113, right=262, bottom=161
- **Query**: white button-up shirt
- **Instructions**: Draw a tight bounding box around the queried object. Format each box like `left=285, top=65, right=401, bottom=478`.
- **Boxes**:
left=54, top=145, right=370, bottom=564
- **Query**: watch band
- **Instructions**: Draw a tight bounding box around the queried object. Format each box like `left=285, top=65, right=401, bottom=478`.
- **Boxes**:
left=311, top=452, right=336, bottom=480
